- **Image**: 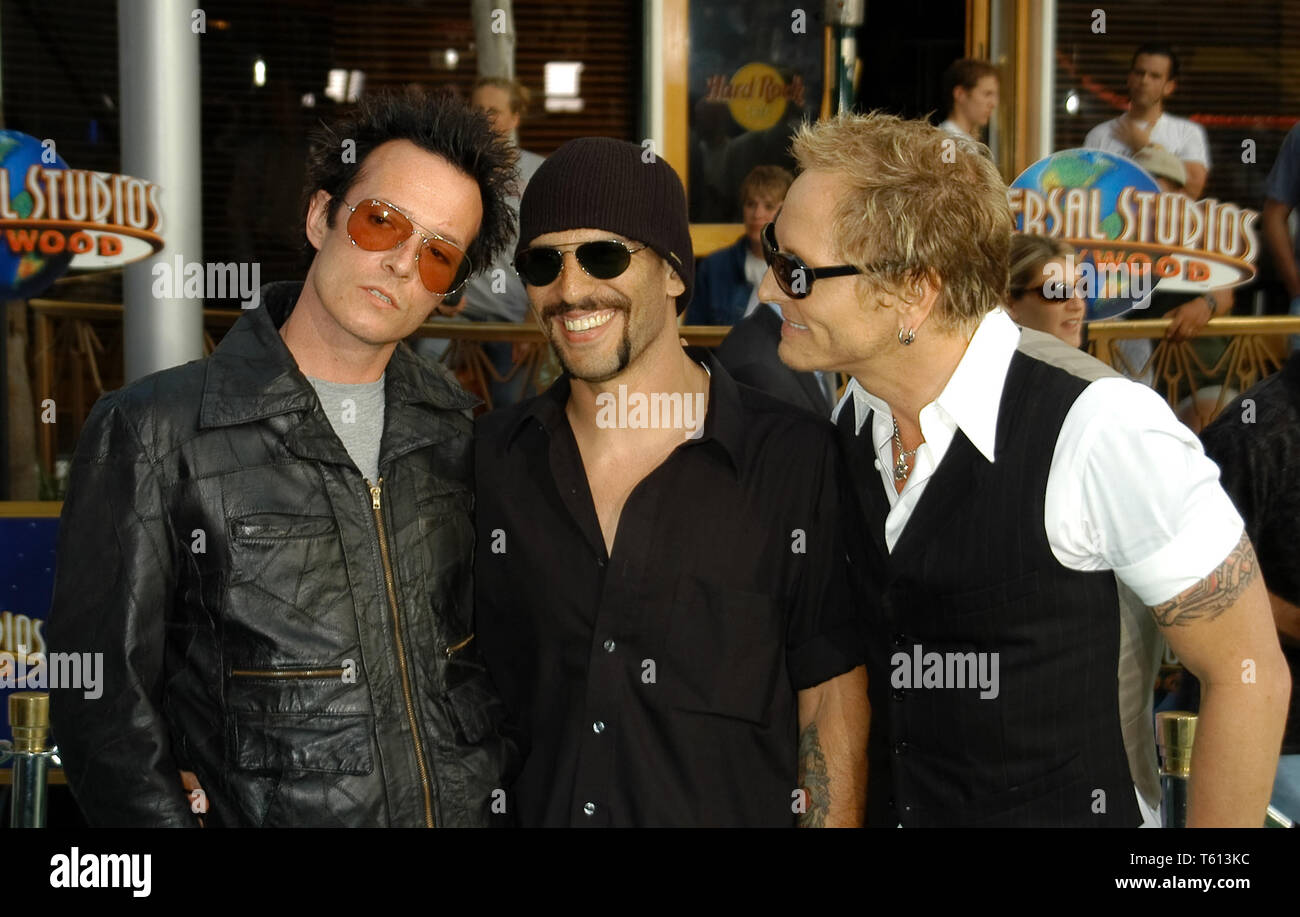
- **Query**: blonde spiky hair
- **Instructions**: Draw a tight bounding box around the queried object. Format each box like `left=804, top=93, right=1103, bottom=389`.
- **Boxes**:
left=790, top=111, right=1012, bottom=335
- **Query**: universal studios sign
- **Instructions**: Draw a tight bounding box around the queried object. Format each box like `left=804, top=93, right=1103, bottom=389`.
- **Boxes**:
left=1007, top=149, right=1258, bottom=319
left=0, top=130, right=164, bottom=299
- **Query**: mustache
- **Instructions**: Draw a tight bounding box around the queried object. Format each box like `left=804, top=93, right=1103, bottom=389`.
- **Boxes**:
left=540, top=296, right=631, bottom=324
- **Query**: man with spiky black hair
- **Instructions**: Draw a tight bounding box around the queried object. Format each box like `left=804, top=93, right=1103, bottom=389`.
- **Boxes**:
left=48, top=89, right=518, bottom=827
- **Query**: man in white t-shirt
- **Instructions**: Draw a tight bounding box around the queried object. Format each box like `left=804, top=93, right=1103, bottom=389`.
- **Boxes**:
left=763, top=111, right=1289, bottom=827
left=1085, top=44, right=1215, bottom=378
left=1083, top=43, right=1209, bottom=199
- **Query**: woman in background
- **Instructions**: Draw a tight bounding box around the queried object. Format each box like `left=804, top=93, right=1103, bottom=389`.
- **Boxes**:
left=1007, top=234, right=1087, bottom=348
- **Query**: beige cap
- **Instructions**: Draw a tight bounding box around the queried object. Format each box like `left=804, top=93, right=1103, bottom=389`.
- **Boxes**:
left=1133, top=145, right=1187, bottom=188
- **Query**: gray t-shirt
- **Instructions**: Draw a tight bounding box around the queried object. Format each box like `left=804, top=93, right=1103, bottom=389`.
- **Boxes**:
left=307, top=374, right=386, bottom=483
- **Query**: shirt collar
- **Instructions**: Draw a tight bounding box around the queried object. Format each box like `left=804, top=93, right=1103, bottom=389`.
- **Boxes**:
left=199, top=281, right=476, bottom=429
left=508, top=348, right=747, bottom=474
left=834, top=308, right=1020, bottom=463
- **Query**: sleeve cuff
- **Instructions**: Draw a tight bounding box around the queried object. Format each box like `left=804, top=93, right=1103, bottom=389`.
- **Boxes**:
left=1114, top=510, right=1245, bottom=607
left=786, top=620, right=866, bottom=691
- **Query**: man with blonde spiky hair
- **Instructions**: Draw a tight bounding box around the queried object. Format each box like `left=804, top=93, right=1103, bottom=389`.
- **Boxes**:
left=760, top=111, right=1289, bottom=827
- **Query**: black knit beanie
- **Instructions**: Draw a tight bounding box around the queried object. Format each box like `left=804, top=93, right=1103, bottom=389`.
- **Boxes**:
left=517, top=137, right=694, bottom=313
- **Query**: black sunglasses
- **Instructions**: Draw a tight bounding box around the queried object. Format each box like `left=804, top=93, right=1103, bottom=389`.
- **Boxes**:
left=514, top=240, right=648, bottom=287
left=761, top=222, right=864, bottom=299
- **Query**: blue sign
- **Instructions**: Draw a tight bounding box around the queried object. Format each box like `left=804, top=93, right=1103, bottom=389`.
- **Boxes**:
left=1009, top=149, right=1259, bottom=321
left=0, top=513, right=60, bottom=745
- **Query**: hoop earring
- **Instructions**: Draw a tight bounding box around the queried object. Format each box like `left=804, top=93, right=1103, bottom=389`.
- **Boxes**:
left=898, top=327, right=916, bottom=345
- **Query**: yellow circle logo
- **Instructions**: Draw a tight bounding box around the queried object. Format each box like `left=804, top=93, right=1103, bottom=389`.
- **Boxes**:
left=726, top=63, right=788, bottom=132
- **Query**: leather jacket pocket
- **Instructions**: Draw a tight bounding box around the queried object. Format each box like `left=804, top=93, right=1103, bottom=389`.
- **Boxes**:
left=432, top=646, right=520, bottom=826
left=439, top=635, right=506, bottom=746
left=417, top=490, right=474, bottom=625
left=228, top=708, right=377, bottom=827
left=226, top=512, right=344, bottom=620
left=231, top=710, right=375, bottom=776
left=226, top=667, right=373, bottom=776
left=443, top=670, right=499, bottom=746
left=230, top=514, right=338, bottom=541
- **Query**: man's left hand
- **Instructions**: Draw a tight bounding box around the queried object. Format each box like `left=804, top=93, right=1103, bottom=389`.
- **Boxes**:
left=1116, top=116, right=1154, bottom=154
left=180, top=770, right=208, bottom=827
left=1164, top=298, right=1213, bottom=343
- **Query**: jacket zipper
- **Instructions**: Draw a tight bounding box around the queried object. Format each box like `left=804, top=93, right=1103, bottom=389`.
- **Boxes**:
left=229, top=667, right=345, bottom=678
left=444, top=633, right=474, bottom=658
left=369, top=477, right=435, bottom=828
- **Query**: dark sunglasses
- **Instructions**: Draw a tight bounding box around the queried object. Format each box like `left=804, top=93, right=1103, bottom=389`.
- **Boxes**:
left=340, top=198, right=473, bottom=296
left=761, top=221, right=863, bottom=299
left=514, top=240, right=647, bottom=287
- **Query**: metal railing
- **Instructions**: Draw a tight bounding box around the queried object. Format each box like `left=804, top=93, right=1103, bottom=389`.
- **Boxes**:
left=26, top=299, right=729, bottom=478
left=25, top=298, right=1299, bottom=478
left=1156, top=710, right=1294, bottom=828
left=0, top=692, right=58, bottom=827
left=1087, top=315, right=1300, bottom=421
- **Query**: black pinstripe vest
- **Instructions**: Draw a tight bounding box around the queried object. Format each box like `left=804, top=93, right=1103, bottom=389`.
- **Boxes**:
left=838, top=347, right=1141, bottom=827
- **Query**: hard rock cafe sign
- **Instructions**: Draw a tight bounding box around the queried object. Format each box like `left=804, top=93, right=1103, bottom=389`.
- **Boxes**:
left=703, top=63, right=807, bottom=132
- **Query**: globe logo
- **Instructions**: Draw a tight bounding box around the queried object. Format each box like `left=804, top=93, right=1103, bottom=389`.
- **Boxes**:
left=1010, top=149, right=1258, bottom=322
left=0, top=130, right=164, bottom=299
left=1011, top=149, right=1160, bottom=321
left=0, top=130, right=72, bottom=299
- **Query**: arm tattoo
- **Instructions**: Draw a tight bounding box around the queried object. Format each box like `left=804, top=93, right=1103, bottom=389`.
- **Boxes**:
left=797, top=722, right=830, bottom=828
left=1149, top=532, right=1258, bottom=627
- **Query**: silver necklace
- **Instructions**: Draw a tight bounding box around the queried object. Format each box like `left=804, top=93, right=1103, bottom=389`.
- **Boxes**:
left=892, top=417, right=920, bottom=482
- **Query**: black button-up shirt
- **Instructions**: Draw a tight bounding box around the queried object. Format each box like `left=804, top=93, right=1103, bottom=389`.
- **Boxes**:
left=474, top=352, right=864, bottom=826
left=1200, top=352, right=1300, bottom=754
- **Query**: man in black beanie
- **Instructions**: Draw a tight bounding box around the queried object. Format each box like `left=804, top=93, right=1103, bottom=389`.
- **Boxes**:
left=474, top=137, right=868, bottom=827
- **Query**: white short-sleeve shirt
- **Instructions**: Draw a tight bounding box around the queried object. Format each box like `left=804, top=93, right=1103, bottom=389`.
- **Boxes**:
left=833, top=308, right=1242, bottom=605
left=1083, top=111, right=1211, bottom=169
left=938, top=118, right=969, bottom=139
left=837, top=310, right=1234, bottom=826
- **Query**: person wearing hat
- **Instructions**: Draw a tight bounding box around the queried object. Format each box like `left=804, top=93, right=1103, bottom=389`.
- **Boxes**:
left=1133, top=144, right=1187, bottom=192
left=1114, top=143, right=1233, bottom=395
left=472, top=137, right=868, bottom=827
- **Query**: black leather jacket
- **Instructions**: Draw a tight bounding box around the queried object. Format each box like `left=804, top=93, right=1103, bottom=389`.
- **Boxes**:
left=48, top=281, right=514, bottom=827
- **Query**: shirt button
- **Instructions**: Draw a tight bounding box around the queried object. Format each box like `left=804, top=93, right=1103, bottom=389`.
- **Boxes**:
left=894, top=740, right=909, bottom=755
left=593, top=720, right=606, bottom=734
left=892, top=633, right=907, bottom=647
left=874, top=459, right=883, bottom=471
left=603, top=639, right=616, bottom=653
left=891, top=688, right=905, bottom=701
left=583, top=802, right=596, bottom=816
